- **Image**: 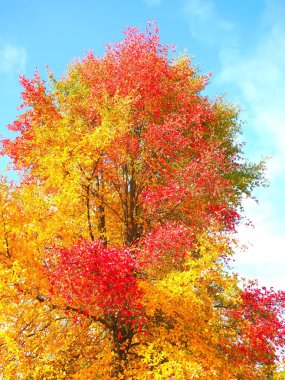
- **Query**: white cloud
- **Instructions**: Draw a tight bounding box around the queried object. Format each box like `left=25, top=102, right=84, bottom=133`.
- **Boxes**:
left=184, top=0, right=214, bottom=22
left=217, top=4, right=285, bottom=161
left=143, top=0, right=161, bottom=7
left=0, top=43, right=27, bottom=74
left=233, top=207, right=285, bottom=290
left=183, top=0, right=235, bottom=43
left=216, top=1, right=285, bottom=290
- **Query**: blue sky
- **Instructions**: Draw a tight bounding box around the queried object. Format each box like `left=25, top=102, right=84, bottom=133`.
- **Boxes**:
left=1, top=0, right=284, bottom=289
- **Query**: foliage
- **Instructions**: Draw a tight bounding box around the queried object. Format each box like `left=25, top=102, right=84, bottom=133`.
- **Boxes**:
left=1, top=23, right=284, bottom=379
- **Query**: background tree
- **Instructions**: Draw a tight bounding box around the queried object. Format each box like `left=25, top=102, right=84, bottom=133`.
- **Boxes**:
left=1, top=24, right=284, bottom=379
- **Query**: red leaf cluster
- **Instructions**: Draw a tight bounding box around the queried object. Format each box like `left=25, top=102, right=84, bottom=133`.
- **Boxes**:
left=227, top=282, right=285, bottom=366
left=49, top=240, right=144, bottom=324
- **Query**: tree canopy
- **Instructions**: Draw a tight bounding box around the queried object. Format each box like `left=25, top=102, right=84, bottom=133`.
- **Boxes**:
left=1, top=24, right=284, bottom=379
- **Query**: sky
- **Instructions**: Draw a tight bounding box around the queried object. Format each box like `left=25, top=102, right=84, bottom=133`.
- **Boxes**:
left=0, top=0, right=284, bottom=289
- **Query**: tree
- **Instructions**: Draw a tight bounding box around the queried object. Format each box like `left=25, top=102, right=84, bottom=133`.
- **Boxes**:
left=1, top=23, right=284, bottom=379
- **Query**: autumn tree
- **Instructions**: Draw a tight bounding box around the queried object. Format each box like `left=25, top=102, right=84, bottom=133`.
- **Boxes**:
left=1, top=24, right=285, bottom=379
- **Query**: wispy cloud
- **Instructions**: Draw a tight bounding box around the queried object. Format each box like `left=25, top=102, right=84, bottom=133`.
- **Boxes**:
left=218, top=23, right=285, bottom=159
left=0, top=43, right=27, bottom=74
left=217, top=1, right=285, bottom=289
left=143, top=0, right=161, bottom=7
left=234, top=198, right=285, bottom=290
left=185, top=0, right=214, bottom=21
left=183, top=0, right=235, bottom=43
